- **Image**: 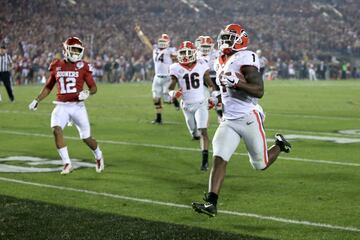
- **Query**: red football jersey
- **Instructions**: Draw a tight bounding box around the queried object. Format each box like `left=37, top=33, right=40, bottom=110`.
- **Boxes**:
left=45, top=59, right=96, bottom=102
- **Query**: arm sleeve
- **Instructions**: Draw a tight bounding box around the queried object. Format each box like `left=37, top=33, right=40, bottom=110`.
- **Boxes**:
left=44, top=71, right=56, bottom=90
left=240, top=51, right=260, bottom=71
left=84, top=63, right=96, bottom=88
left=169, top=64, right=178, bottom=79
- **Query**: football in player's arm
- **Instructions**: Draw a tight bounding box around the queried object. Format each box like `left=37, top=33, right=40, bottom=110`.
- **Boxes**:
left=28, top=37, right=104, bottom=175
left=192, top=24, right=292, bottom=217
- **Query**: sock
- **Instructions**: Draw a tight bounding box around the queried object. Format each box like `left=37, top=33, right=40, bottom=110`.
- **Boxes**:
left=202, top=150, right=208, bottom=165
left=206, top=192, right=218, bottom=206
left=156, top=113, right=162, bottom=122
left=173, top=98, right=180, bottom=108
left=92, top=146, right=103, bottom=160
left=57, top=146, right=71, bottom=165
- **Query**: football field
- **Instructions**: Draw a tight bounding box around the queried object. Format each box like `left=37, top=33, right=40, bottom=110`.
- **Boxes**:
left=0, top=80, right=359, bottom=240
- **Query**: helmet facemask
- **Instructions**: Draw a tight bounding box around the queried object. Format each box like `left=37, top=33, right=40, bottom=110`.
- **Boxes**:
left=177, top=48, right=196, bottom=64
left=63, top=38, right=84, bottom=62
left=199, top=44, right=213, bottom=55
left=218, top=30, right=247, bottom=53
left=158, top=39, right=169, bottom=49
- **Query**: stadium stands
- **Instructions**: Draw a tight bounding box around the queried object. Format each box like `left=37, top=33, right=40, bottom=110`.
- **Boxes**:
left=1, top=0, right=359, bottom=83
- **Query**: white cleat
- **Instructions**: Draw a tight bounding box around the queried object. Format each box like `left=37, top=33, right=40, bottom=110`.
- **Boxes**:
left=60, top=163, right=73, bottom=175
left=95, top=157, right=104, bottom=173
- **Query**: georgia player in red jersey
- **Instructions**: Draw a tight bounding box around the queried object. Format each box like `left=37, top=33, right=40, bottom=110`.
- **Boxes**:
left=28, top=37, right=104, bottom=175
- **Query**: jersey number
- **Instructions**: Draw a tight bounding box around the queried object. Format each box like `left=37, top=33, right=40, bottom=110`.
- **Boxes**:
left=184, top=73, right=200, bottom=90
left=156, top=53, right=164, bottom=62
left=59, top=77, right=77, bottom=94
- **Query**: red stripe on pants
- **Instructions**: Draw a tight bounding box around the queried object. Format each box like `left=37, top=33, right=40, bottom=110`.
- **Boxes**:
left=253, top=110, right=268, bottom=166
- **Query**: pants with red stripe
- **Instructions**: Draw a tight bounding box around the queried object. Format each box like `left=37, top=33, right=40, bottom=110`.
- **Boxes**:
left=212, top=109, right=268, bottom=170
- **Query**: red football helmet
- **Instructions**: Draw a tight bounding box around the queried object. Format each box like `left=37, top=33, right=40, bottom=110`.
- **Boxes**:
left=63, top=37, right=84, bottom=62
left=217, top=24, right=249, bottom=54
left=158, top=33, right=170, bottom=49
left=177, top=41, right=196, bottom=64
left=199, top=36, right=214, bottom=55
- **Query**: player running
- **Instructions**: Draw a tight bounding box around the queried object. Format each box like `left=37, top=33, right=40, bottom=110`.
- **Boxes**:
left=135, top=24, right=179, bottom=124
left=28, top=37, right=104, bottom=175
left=168, top=41, right=216, bottom=171
left=192, top=24, right=291, bottom=216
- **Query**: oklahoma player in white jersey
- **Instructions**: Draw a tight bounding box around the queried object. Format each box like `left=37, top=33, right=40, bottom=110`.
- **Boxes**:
left=28, top=37, right=104, bottom=175
left=168, top=41, right=215, bottom=171
left=135, top=24, right=179, bottom=124
left=192, top=24, right=291, bottom=217
left=196, top=36, right=222, bottom=121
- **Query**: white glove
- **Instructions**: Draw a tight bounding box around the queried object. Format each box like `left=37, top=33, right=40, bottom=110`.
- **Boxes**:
left=78, top=90, right=90, bottom=101
left=208, top=97, right=218, bottom=110
left=29, top=99, right=38, bottom=111
left=168, top=90, right=182, bottom=98
left=221, top=74, right=240, bottom=88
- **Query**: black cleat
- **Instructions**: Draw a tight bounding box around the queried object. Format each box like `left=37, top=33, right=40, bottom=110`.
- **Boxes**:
left=173, top=99, right=180, bottom=111
left=275, top=133, right=291, bottom=153
left=192, top=202, right=217, bottom=217
left=151, top=119, right=162, bottom=124
left=200, top=163, right=208, bottom=171
left=200, top=161, right=208, bottom=171
left=192, top=136, right=200, bottom=140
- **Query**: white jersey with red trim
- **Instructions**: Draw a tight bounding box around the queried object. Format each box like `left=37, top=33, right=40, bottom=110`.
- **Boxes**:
left=214, top=50, right=261, bottom=119
left=170, top=59, right=209, bottom=104
left=153, top=45, right=176, bottom=76
left=197, top=49, right=219, bottom=72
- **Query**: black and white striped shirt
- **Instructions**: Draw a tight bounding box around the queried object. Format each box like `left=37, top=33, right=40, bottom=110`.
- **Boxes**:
left=0, top=53, right=12, bottom=72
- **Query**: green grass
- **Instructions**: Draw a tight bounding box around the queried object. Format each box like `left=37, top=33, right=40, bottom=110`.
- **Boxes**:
left=0, top=80, right=359, bottom=240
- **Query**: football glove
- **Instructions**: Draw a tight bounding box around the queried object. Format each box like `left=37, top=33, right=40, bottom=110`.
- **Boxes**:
left=208, top=97, right=218, bottom=110
left=169, top=90, right=182, bottom=98
left=221, top=74, right=240, bottom=88
left=78, top=90, right=90, bottom=101
left=29, top=99, right=38, bottom=111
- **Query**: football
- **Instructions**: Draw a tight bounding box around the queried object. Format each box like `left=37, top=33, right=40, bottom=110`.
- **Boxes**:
left=224, top=71, right=246, bottom=83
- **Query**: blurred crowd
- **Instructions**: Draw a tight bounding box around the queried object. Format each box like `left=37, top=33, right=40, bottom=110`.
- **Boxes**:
left=1, top=0, right=359, bottom=84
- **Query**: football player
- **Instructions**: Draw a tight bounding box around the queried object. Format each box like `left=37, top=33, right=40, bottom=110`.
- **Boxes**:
left=135, top=24, right=179, bottom=124
left=28, top=37, right=104, bottom=175
left=192, top=24, right=292, bottom=216
left=196, top=36, right=222, bottom=121
left=169, top=41, right=216, bottom=171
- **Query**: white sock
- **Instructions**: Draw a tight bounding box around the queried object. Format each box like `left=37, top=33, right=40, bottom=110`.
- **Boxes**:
left=92, top=146, right=103, bottom=160
left=57, top=146, right=71, bottom=165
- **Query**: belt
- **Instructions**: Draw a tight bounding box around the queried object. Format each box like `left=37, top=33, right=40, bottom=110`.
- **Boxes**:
left=157, top=75, right=168, bottom=78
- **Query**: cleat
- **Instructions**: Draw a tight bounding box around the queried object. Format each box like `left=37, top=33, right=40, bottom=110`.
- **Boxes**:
left=192, top=202, right=217, bottom=217
left=151, top=119, right=162, bottom=124
left=173, top=99, right=180, bottom=111
left=192, top=135, right=200, bottom=140
left=275, top=133, right=292, bottom=153
left=96, top=157, right=104, bottom=173
left=60, top=163, right=73, bottom=175
left=200, top=161, right=208, bottom=171
left=200, top=164, right=208, bottom=171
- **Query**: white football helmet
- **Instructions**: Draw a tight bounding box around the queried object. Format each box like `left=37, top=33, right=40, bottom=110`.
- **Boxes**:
left=157, top=34, right=170, bottom=49
left=63, top=37, right=84, bottom=62
left=177, top=41, right=196, bottom=65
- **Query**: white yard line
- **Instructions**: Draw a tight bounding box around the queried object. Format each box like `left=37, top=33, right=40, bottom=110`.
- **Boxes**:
left=1, top=110, right=359, bottom=138
left=0, top=176, right=358, bottom=233
left=1, top=109, right=360, bottom=122
left=0, top=129, right=359, bottom=167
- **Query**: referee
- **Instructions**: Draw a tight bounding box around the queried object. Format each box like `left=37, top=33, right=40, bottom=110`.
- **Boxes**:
left=0, top=44, right=14, bottom=102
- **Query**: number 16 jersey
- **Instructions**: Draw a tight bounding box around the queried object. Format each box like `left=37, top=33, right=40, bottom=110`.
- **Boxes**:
left=170, top=59, right=209, bottom=104
left=45, top=59, right=96, bottom=102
